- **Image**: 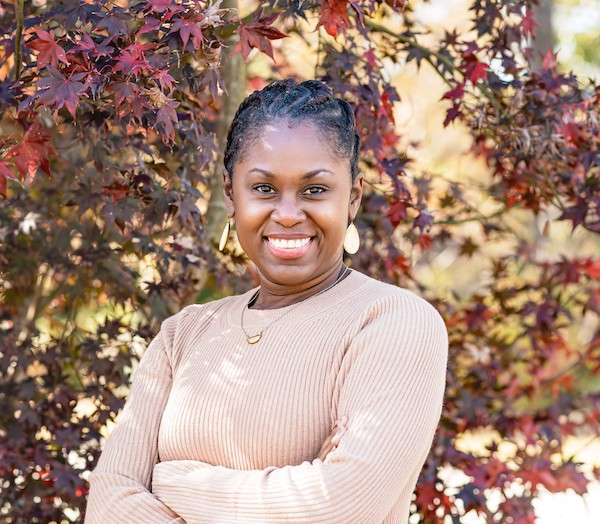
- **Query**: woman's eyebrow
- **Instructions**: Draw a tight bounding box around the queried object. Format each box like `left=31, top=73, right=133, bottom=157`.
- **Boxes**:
left=248, top=168, right=334, bottom=179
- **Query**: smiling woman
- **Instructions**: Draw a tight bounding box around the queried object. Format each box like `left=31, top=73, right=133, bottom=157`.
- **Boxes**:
left=84, top=79, right=449, bottom=524
left=220, top=79, right=364, bottom=309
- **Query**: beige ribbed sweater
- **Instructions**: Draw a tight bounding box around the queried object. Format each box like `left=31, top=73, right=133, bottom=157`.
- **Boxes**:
left=84, top=268, right=448, bottom=524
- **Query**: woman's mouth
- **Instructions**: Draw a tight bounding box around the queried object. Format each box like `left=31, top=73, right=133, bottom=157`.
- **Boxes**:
left=263, top=236, right=315, bottom=260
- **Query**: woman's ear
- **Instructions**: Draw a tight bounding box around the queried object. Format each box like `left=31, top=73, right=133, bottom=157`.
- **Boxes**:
left=222, top=170, right=235, bottom=216
left=349, top=173, right=363, bottom=219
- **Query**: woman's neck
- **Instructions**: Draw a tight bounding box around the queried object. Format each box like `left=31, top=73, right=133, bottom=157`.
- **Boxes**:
left=248, top=262, right=349, bottom=310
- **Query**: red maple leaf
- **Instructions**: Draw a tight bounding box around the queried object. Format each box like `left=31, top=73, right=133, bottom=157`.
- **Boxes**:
left=138, top=17, right=162, bottom=35
left=393, top=254, right=411, bottom=275
left=74, top=484, right=88, bottom=498
left=380, top=89, right=395, bottom=123
left=553, top=463, right=589, bottom=494
left=417, top=233, right=433, bottom=250
left=443, top=103, right=463, bottom=127
left=168, top=17, right=204, bottom=50
left=26, top=29, right=69, bottom=69
left=522, top=8, right=537, bottom=38
left=386, top=199, right=407, bottom=228
left=414, top=482, right=452, bottom=514
left=72, top=33, right=113, bottom=58
left=318, top=0, right=351, bottom=38
left=110, top=81, right=138, bottom=111
left=581, top=258, right=600, bottom=279
left=108, top=83, right=149, bottom=123
left=467, top=61, right=488, bottom=83
left=460, top=42, right=488, bottom=84
left=36, top=66, right=86, bottom=118
left=4, top=121, right=55, bottom=183
left=363, top=48, right=377, bottom=68
left=156, top=98, right=180, bottom=143
left=542, top=49, right=558, bottom=70
left=557, top=122, right=581, bottom=146
left=237, top=11, right=288, bottom=61
left=461, top=48, right=488, bottom=85
left=114, top=42, right=156, bottom=77
left=441, top=82, right=465, bottom=102
left=517, top=467, right=560, bottom=492
left=152, top=69, right=177, bottom=92
left=148, top=0, right=175, bottom=13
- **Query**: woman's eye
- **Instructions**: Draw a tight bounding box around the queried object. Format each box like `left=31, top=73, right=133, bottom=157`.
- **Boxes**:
left=253, top=185, right=326, bottom=195
left=304, top=186, right=327, bottom=195
left=253, top=184, right=274, bottom=193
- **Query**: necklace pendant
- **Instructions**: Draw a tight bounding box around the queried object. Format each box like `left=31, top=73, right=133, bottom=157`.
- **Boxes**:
left=246, top=332, right=262, bottom=344
left=240, top=266, right=350, bottom=346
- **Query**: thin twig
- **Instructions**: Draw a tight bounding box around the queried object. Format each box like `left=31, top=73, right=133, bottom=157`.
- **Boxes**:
left=15, top=0, right=24, bottom=81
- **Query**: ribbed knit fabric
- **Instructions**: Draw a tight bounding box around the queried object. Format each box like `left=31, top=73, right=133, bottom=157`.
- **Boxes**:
left=84, top=268, right=449, bottom=524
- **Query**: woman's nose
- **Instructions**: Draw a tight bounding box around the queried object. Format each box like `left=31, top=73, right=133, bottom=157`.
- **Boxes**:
left=272, top=195, right=305, bottom=225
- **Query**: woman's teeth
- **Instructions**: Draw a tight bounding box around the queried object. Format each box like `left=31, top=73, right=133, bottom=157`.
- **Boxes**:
left=268, top=237, right=311, bottom=249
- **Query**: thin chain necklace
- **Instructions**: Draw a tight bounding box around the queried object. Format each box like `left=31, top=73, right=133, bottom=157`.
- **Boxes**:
left=241, top=265, right=352, bottom=345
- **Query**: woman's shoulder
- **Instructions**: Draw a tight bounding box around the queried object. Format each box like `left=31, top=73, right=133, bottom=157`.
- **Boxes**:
left=349, top=275, right=449, bottom=361
left=157, top=294, right=236, bottom=343
left=345, top=273, right=448, bottom=352
left=354, top=272, right=445, bottom=322
left=180, top=294, right=238, bottom=318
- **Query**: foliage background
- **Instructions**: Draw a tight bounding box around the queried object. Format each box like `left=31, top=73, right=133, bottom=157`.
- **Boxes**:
left=0, top=0, right=599, bottom=522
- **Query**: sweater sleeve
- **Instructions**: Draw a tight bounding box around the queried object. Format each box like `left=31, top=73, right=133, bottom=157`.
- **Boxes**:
left=150, top=293, right=449, bottom=524
left=84, top=311, right=187, bottom=524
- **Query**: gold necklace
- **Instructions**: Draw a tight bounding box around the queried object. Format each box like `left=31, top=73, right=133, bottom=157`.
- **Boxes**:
left=241, top=265, right=351, bottom=345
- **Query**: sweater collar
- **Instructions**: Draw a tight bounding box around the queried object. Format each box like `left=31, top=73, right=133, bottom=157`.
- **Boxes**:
left=226, top=268, right=368, bottom=328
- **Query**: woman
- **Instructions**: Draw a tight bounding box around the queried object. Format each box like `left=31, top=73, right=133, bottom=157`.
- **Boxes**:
left=84, top=79, right=449, bottom=523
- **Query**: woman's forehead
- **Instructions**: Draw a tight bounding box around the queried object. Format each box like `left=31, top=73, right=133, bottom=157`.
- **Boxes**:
left=238, top=120, right=345, bottom=169
left=256, top=120, right=326, bottom=146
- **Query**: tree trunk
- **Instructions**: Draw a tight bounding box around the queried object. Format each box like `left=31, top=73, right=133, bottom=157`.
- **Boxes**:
left=530, top=0, right=555, bottom=71
left=205, top=0, right=247, bottom=250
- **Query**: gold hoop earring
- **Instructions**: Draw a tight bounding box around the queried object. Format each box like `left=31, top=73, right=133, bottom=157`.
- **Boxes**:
left=343, top=221, right=359, bottom=254
left=218, top=217, right=232, bottom=252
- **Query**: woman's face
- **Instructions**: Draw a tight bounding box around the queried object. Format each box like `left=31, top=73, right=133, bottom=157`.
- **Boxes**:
left=223, top=118, right=363, bottom=286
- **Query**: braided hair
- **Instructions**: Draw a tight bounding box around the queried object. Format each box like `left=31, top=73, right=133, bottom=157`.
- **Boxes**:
left=223, top=79, right=361, bottom=182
